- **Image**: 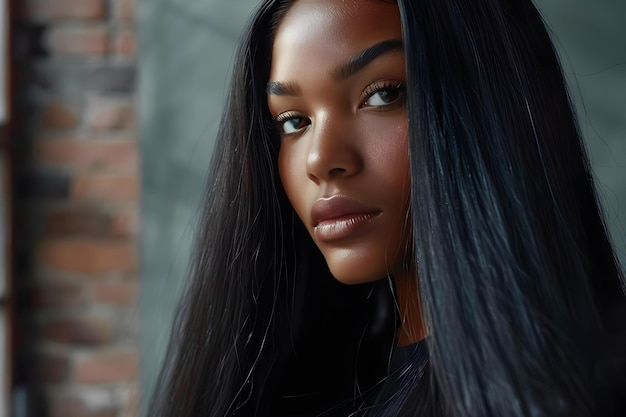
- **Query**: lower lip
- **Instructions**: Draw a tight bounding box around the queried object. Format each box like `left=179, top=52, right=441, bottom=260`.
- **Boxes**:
left=314, top=212, right=381, bottom=242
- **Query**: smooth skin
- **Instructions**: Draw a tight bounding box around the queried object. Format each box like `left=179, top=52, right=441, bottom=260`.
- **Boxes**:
left=268, top=0, right=426, bottom=345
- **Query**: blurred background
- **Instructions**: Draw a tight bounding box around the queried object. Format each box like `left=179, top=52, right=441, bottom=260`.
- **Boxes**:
left=3, top=0, right=625, bottom=416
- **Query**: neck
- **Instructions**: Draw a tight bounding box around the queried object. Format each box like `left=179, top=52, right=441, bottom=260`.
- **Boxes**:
left=394, top=269, right=427, bottom=347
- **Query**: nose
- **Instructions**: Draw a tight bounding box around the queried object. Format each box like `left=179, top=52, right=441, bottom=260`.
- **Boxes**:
left=306, top=113, right=363, bottom=183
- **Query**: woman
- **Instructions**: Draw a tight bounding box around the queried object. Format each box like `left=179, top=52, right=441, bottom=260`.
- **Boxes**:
left=149, top=0, right=625, bottom=416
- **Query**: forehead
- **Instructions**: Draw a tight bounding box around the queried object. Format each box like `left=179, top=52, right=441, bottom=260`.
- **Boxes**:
left=270, top=0, right=402, bottom=80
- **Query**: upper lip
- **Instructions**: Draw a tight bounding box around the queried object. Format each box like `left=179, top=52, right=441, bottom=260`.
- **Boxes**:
left=310, top=195, right=380, bottom=227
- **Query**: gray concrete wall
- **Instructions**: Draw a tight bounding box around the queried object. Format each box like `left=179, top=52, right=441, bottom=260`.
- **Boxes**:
left=537, top=0, right=626, bottom=265
left=138, top=0, right=626, bottom=411
left=138, top=0, right=258, bottom=410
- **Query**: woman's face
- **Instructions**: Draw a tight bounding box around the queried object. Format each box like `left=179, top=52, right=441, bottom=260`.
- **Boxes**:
left=268, top=0, right=410, bottom=284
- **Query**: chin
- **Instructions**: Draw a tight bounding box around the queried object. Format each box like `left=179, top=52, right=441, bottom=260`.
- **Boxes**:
left=320, top=246, right=407, bottom=285
left=325, top=259, right=396, bottom=285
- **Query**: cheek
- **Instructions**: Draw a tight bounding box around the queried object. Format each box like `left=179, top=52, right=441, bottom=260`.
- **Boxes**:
left=278, top=144, right=306, bottom=216
left=363, top=117, right=410, bottom=186
left=278, top=147, right=293, bottom=199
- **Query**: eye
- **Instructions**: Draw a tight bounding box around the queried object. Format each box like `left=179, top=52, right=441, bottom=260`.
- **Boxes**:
left=275, top=112, right=310, bottom=135
left=365, top=89, right=401, bottom=106
left=361, top=81, right=406, bottom=109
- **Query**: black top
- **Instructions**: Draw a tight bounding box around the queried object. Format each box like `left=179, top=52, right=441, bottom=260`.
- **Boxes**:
left=316, top=340, right=430, bottom=417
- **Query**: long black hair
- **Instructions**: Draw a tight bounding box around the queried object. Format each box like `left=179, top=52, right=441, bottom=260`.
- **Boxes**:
left=147, top=1, right=625, bottom=416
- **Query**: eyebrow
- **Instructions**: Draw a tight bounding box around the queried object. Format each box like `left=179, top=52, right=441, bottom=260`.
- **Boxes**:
left=333, top=39, right=403, bottom=81
left=266, top=39, right=404, bottom=96
left=266, top=80, right=301, bottom=96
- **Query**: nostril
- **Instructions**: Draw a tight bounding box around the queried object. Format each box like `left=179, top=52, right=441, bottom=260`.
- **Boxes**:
left=328, top=167, right=347, bottom=177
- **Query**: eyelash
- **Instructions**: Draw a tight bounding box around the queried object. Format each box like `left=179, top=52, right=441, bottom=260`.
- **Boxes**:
left=274, top=111, right=309, bottom=137
left=360, top=80, right=406, bottom=109
left=273, top=80, right=406, bottom=137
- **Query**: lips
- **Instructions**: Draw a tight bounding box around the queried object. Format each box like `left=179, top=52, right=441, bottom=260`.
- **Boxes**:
left=311, top=195, right=382, bottom=241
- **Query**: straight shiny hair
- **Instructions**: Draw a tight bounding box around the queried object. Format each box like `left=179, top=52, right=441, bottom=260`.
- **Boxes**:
left=148, top=1, right=625, bottom=416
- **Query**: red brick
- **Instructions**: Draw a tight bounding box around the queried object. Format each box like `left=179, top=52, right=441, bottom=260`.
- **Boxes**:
left=76, top=350, right=138, bottom=384
left=44, top=207, right=138, bottom=237
left=26, top=0, right=105, bottom=21
left=38, top=238, right=137, bottom=274
left=109, top=209, right=138, bottom=237
left=45, top=208, right=111, bottom=236
left=40, top=318, right=114, bottom=345
left=36, top=139, right=137, bottom=171
left=49, top=398, right=116, bottom=417
left=123, top=386, right=139, bottom=417
left=41, top=102, right=79, bottom=130
left=93, top=281, right=138, bottom=307
left=30, top=282, right=86, bottom=309
left=35, top=354, right=69, bottom=383
left=48, top=26, right=109, bottom=56
left=117, top=0, right=136, bottom=21
left=116, top=29, right=136, bottom=56
left=90, top=103, right=136, bottom=131
left=71, top=174, right=139, bottom=202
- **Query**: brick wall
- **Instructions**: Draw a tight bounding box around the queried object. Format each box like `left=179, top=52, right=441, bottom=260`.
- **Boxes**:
left=14, top=0, right=139, bottom=416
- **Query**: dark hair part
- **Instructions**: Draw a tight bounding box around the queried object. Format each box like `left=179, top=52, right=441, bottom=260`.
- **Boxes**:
left=148, top=0, right=625, bottom=416
left=398, top=0, right=625, bottom=415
